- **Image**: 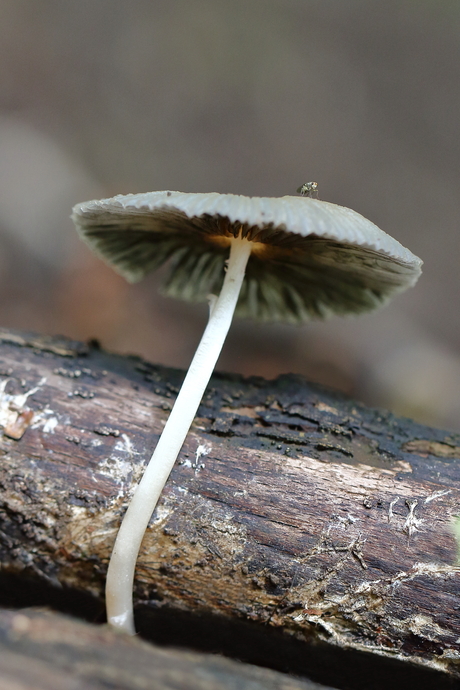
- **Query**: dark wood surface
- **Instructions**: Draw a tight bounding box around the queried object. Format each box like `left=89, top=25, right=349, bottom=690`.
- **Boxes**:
left=0, top=327, right=459, bottom=689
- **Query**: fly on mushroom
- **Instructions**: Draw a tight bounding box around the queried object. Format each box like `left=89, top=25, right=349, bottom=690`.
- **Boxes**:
left=72, top=189, right=422, bottom=634
left=297, top=181, right=319, bottom=198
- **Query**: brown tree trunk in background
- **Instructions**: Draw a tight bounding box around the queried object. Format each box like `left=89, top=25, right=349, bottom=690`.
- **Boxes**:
left=0, top=327, right=459, bottom=690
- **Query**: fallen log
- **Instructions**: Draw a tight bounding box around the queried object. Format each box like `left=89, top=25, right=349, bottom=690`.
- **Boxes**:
left=0, top=327, right=459, bottom=690
left=0, top=607, right=334, bottom=690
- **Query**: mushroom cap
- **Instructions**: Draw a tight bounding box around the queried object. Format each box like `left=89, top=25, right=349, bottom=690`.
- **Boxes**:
left=72, top=191, right=422, bottom=323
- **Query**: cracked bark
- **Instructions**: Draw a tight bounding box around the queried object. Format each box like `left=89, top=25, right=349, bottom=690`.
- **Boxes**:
left=0, top=327, right=459, bottom=690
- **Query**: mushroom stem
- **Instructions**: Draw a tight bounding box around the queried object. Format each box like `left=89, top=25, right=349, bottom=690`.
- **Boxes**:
left=105, top=236, right=253, bottom=634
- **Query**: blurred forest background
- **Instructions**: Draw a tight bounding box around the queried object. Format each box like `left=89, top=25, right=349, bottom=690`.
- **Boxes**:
left=0, top=0, right=459, bottom=430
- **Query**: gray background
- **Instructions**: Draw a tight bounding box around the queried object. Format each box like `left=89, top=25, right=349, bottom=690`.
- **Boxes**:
left=0, top=0, right=459, bottom=430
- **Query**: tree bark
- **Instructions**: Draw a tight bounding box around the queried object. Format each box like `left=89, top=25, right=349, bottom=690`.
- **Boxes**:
left=0, top=327, right=459, bottom=689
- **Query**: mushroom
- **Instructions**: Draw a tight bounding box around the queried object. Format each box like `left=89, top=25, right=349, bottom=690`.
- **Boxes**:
left=72, top=189, right=422, bottom=634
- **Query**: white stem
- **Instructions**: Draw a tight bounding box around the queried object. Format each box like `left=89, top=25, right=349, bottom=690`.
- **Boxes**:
left=105, top=236, right=252, bottom=634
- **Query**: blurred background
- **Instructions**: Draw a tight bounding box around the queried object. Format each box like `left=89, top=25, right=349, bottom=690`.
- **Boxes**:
left=0, top=0, right=459, bottom=431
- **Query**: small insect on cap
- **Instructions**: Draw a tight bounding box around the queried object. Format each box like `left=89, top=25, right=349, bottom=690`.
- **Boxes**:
left=297, top=182, right=319, bottom=198
left=72, top=190, right=422, bottom=323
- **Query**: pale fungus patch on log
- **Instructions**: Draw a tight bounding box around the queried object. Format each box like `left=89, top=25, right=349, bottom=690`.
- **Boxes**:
left=72, top=189, right=422, bottom=634
left=0, top=377, right=46, bottom=440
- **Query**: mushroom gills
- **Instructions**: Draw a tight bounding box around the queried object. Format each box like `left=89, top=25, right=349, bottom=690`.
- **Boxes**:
left=82, top=223, right=420, bottom=322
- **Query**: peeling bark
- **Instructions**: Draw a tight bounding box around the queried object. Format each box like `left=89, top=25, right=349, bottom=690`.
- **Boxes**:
left=0, top=328, right=459, bottom=689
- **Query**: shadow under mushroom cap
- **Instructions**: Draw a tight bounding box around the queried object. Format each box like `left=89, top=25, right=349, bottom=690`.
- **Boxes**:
left=72, top=191, right=422, bottom=324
